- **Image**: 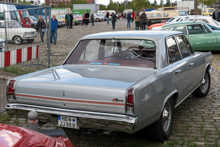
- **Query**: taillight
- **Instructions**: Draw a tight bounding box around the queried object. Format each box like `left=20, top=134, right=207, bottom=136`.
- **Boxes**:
left=7, top=79, right=16, bottom=100
left=126, top=88, right=134, bottom=114
left=127, top=88, right=133, bottom=107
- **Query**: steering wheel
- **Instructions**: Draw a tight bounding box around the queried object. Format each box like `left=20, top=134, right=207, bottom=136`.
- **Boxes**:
left=126, top=46, right=143, bottom=57
left=125, top=46, right=155, bottom=63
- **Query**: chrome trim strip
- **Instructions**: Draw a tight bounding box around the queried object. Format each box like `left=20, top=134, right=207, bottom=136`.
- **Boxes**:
left=6, top=103, right=136, bottom=123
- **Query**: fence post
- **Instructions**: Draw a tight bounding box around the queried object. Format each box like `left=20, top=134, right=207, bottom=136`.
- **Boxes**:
left=4, top=10, right=8, bottom=51
left=47, top=7, right=51, bottom=68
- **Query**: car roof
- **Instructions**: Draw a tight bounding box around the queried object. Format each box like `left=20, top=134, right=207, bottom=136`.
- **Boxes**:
left=81, top=31, right=182, bottom=40
left=162, top=21, right=205, bottom=28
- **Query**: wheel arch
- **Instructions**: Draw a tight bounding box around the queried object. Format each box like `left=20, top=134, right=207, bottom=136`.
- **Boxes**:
left=206, top=63, right=212, bottom=73
left=161, top=90, right=178, bottom=114
left=12, top=35, right=22, bottom=41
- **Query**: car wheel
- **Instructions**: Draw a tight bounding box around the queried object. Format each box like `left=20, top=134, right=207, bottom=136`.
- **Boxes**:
left=96, top=18, right=99, bottom=22
left=146, top=98, right=174, bottom=141
left=14, top=36, right=23, bottom=45
left=193, top=70, right=210, bottom=98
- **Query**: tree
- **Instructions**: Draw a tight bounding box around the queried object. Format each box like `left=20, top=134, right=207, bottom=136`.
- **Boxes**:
left=118, top=3, right=125, bottom=13
left=165, top=0, right=170, bottom=6
left=160, top=0, right=164, bottom=6
left=128, top=0, right=152, bottom=11
left=100, top=4, right=107, bottom=10
left=154, top=0, right=157, bottom=5
left=57, top=2, right=66, bottom=8
left=198, top=0, right=216, bottom=7
left=108, top=1, right=117, bottom=11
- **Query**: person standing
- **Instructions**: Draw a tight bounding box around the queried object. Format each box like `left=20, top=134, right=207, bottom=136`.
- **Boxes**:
left=127, top=12, right=131, bottom=28
left=121, top=12, right=124, bottom=20
left=69, top=12, right=73, bottom=28
left=212, top=7, right=220, bottom=22
left=91, top=12, right=94, bottom=26
left=85, top=10, right=90, bottom=26
left=82, top=12, right=86, bottom=25
left=131, top=11, right=135, bottom=23
left=141, top=10, right=147, bottom=30
left=134, top=12, right=141, bottom=30
left=65, top=12, right=70, bottom=29
left=51, top=15, right=58, bottom=45
left=37, top=16, right=46, bottom=42
left=106, top=11, right=110, bottom=24
left=111, top=12, right=116, bottom=30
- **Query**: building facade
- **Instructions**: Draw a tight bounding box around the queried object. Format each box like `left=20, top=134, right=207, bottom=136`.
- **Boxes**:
left=45, top=0, right=95, bottom=7
left=2, top=0, right=17, bottom=2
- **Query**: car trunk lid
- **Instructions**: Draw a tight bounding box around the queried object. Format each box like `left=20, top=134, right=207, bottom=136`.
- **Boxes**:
left=14, top=65, right=154, bottom=114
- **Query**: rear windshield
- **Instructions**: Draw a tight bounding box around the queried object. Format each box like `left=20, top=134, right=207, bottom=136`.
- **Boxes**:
left=65, top=39, right=156, bottom=68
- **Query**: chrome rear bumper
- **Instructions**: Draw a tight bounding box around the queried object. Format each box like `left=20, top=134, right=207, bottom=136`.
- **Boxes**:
left=6, top=103, right=137, bottom=133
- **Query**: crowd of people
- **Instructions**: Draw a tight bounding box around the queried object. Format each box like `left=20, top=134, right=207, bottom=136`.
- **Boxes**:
left=36, top=10, right=150, bottom=45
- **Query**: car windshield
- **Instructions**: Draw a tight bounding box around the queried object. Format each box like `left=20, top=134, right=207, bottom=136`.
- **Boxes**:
left=65, top=39, right=156, bottom=68
left=7, top=21, right=22, bottom=28
left=21, top=11, right=29, bottom=19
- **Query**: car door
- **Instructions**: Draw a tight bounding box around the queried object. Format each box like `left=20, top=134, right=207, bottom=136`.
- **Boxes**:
left=186, top=24, right=217, bottom=51
left=174, top=35, right=201, bottom=97
left=0, top=22, right=5, bottom=40
left=166, top=36, right=190, bottom=102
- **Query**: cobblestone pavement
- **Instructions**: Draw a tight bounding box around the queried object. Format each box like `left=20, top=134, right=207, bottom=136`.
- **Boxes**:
left=1, top=20, right=220, bottom=146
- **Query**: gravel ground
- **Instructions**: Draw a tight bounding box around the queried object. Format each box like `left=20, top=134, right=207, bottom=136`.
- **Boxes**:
left=1, top=20, right=220, bottom=146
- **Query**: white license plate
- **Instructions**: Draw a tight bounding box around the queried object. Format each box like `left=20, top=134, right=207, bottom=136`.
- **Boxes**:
left=58, top=116, right=78, bottom=129
left=26, top=22, right=29, bottom=24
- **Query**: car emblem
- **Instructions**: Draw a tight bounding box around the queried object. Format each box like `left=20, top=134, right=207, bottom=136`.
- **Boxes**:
left=112, top=98, right=123, bottom=102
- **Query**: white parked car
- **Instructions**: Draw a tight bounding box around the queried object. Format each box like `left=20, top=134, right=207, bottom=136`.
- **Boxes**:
left=179, top=15, right=220, bottom=28
left=0, top=20, right=37, bottom=45
left=0, top=38, right=5, bottom=52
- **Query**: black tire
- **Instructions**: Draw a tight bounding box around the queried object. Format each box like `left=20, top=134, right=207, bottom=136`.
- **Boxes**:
left=13, top=36, right=23, bottom=45
left=146, top=98, right=174, bottom=141
left=193, top=70, right=210, bottom=98
left=96, top=18, right=99, bottom=22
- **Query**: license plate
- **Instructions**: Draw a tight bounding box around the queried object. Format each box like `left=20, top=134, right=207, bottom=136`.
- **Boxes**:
left=26, top=22, right=29, bottom=24
left=58, top=116, right=78, bottom=129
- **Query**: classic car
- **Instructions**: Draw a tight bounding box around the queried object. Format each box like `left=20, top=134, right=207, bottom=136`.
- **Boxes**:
left=0, top=38, right=5, bottom=52
left=0, top=124, right=73, bottom=147
left=30, top=16, right=38, bottom=30
left=17, top=10, right=31, bottom=28
left=148, top=16, right=189, bottom=30
left=93, top=14, right=104, bottom=22
left=0, top=20, right=37, bottom=45
left=162, top=21, right=220, bottom=51
left=73, top=14, right=83, bottom=24
left=179, top=15, right=220, bottom=28
left=5, top=31, right=213, bottom=141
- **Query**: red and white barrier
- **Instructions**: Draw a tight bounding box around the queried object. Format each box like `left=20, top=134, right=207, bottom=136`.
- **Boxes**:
left=0, top=46, right=39, bottom=69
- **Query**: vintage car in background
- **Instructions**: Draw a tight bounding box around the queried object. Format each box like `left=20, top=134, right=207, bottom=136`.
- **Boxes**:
left=162, top=21, right=220, bottom=51
left=30, top=16, right=38, bottom=30
left=179, top=15, right=220, bottom=28
left=0, top=38, right=5, bottom=52
left=93, top=14, right=104, bottom=22
left=5, top=31, right=213, bottom=141
left=0, top=20, right=37, bottom=45
left=73, top=14, right=83, bottom=24
left=0, top=124, right=73, bottom=147
left=148, top=16, right=189, bottom=30
left=17, top=10, right=31, bottom=28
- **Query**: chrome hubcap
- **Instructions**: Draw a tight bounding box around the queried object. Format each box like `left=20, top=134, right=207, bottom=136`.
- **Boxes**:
left=201, top=73, right=209, bottom=93
left=15, top=37, right=21, bottom=44
left=162, top=102, right=171, bottom=132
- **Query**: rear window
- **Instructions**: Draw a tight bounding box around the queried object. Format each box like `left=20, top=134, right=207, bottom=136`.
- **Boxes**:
left=65, top=39, right=156, bottom=68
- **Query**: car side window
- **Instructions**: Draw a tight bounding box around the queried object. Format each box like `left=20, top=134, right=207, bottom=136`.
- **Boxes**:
left=166, top=37, right=181, bottom=64
left=187, top=24, right=205, bottom=34
left=176, top=35, right=191, bottom=58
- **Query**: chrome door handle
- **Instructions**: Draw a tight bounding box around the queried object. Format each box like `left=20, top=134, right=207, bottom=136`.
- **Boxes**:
left=188, top=63, right=194, bottom=66
left=189, top=35, right=194, bottom=37
left=175, top=69, right=181, bottom=74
